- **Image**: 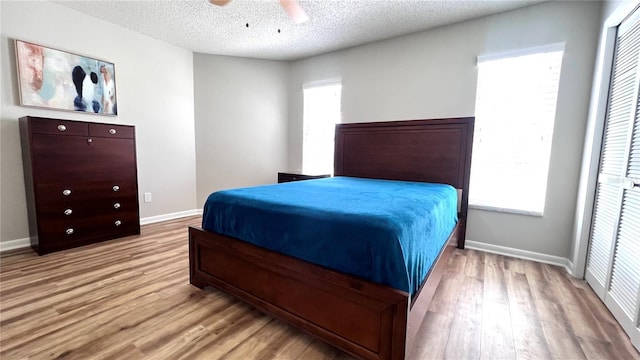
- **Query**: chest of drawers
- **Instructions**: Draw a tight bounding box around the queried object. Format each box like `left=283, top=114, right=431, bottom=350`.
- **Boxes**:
left=20, top=116, right=140, bottom=255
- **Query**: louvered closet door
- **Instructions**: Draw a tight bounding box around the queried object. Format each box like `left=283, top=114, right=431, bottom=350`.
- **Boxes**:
left=608, top=120, right=640, bottom=349
left=585, top=8, right=640, bottom=352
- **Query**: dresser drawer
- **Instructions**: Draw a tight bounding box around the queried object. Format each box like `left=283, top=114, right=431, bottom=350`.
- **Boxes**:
left=28, top=118, right=89, bottom=136
left=89, top=123, right=134, bottom=139
left=35, top=182, right=138, bottom=205
left=84, top=181, right=138, bottom=200
left=36, top=195, right=138, bottom=218
left=37, top=211, right=139, bottom=251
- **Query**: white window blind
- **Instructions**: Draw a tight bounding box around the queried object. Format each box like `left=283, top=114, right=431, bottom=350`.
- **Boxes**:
left=302, top=82, right=342, bottom=174
left=470, top=44, right=565, bottom=215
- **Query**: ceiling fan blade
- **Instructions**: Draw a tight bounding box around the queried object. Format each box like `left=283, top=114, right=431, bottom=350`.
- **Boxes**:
left=279, top=0, right=309, bottom=24
left=209, top=0, right=232, bottom=6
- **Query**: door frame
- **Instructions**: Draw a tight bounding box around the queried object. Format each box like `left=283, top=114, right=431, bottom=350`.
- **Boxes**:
left=571, top=0, right=640, bottom=278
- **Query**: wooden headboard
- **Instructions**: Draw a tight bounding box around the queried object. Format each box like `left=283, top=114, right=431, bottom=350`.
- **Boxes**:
left=334, top=117, right=475, bottom=247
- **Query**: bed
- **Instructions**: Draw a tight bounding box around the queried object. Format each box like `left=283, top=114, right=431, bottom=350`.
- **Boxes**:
left=188, top=117, right=474, bottom=360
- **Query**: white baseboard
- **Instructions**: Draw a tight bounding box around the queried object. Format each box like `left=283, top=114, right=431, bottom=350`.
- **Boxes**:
left=0, top=209, right=203, bottom=252
left=0, top=219, right=575, bottom=278
left=140, top=209, right=202, bottom=225
left=465, top=240, right=575, bottom=276
left=0, top=237, right=31, bottom=252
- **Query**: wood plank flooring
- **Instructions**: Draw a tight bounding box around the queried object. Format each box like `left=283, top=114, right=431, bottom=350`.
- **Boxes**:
left=1, top=216, right=638, bottom=359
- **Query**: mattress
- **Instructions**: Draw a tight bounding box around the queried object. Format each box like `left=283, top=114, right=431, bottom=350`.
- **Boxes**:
left=202, top=176, right=457, bottom=295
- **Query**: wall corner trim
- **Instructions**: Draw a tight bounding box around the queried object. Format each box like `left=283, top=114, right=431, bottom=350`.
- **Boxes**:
left=465, top=240, right=575, bottom=277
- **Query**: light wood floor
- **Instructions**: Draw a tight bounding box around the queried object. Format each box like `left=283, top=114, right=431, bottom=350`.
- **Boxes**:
left=1, top=216, right=638, bottom=360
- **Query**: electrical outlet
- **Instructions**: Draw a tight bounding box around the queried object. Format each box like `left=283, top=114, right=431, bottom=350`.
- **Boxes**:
left=144, top=192, right=152, bottom=203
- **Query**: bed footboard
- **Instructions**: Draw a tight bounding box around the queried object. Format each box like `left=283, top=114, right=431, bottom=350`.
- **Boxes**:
left=189, top=226, right=410, bottom=360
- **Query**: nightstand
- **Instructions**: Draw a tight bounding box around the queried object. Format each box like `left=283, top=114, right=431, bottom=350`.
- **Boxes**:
left=277, top=171, right=331, bottom=183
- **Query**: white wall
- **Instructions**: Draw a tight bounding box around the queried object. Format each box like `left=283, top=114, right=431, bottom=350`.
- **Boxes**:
left=193, top=54, right=289, bottom=207
left=288, top=1, right=602, bottom=260
left=0, top=1, right=197, bottom=244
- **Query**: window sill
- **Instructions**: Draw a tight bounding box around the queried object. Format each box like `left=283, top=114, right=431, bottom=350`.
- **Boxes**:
left=469, top=204, right=543, bottom=217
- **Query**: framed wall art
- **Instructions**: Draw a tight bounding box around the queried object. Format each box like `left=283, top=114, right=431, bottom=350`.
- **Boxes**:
left=15, top=39, right=118, bottom=116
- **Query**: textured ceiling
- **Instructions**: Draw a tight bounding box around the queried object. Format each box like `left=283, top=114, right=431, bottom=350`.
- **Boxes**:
left=54, top=0, right=544, bottom=61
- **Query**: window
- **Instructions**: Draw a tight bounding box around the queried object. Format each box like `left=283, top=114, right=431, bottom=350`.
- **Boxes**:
left=470, top=44, right=564, bottom=215
left=302, top=82, right=342, bottom=174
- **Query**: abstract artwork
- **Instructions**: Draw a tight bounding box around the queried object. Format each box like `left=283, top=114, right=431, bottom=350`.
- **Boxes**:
left=15, top=40, right=117, bottom=116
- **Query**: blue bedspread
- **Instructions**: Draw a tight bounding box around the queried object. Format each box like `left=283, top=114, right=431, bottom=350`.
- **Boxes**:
left=202, top=176, right=457, bottom=295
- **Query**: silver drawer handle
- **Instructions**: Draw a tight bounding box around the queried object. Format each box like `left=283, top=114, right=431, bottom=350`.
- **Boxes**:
left=109, top=128, right=117, bottom=135
left=114, top=220, right=122, bottom=226
left=87, top=138, right=93, bottom=143
left=62, top=189, right=71, bottom=196
left=64, top=208, right=73, bottom=216
left=114, top=203, right=121, bottom=209
left=57, top=125, right=67, bottom=132
left=113, top=185, right=120, bottom=192
left=65, top=228, right=74, bottom=235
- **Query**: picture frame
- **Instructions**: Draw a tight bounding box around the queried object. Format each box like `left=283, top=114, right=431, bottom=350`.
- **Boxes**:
left=15, top=39, right=118, bottom=116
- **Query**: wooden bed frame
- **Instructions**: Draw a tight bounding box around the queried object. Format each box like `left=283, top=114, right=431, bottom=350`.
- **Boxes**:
left=189, top=117, right=474, bottom=360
